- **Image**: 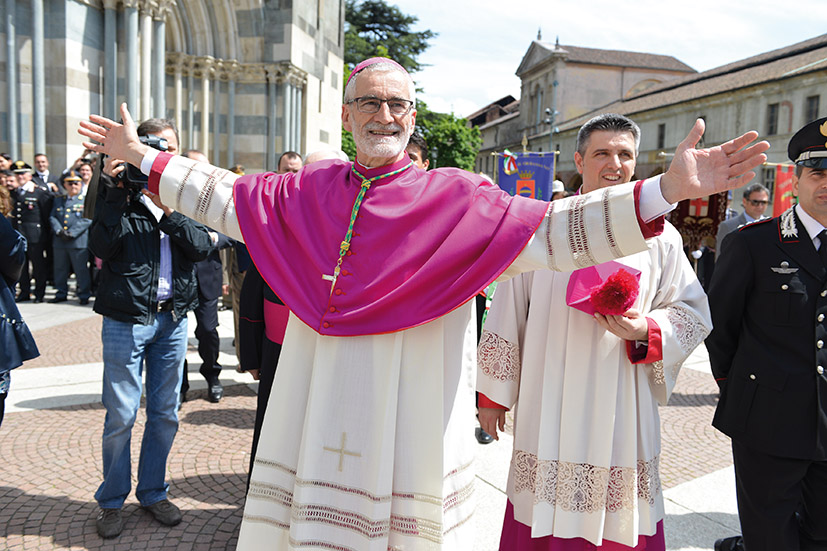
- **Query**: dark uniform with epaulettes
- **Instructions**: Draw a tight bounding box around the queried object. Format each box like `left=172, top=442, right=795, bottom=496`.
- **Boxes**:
left=11, top=162, right=53, bottom=302
left=48, top=171, right=92, bottom=303
left=708, top=116, right=827, bottom=551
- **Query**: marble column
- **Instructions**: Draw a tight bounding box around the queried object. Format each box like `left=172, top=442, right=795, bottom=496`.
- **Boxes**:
left=186, top=70, right=194, bottom=150
left=123, top=2, right=139, bottom=110
left=172, top=55, right=184, bottom=138
left=226, top=64, right=238, bottom=167
left=31, top=0, right=45, bottom=154
left=151, top=6, right=167, bottom=119
left=199, top=58, right=213, bottom=155
left=267, top=66, right=279, bottom=170
left=284, top=81, right=293, bottom=153
left=103, top=0, right=118, bottom=119
left=294, top=83, right=303, bottom=153
left=139, top=8, right=152, bottom=120
left=5, top=0, right=18, bottom=159
left=212, top=77, right=221, bottom=164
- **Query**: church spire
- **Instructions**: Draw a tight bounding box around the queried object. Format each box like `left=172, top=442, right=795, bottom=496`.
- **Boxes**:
left=537, top=28, right=542, bottom=41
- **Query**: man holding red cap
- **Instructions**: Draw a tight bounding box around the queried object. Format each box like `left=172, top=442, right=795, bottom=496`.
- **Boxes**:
left=80, top=57, right=767, bottom=549
left=478, top=113, right=711, bottom=550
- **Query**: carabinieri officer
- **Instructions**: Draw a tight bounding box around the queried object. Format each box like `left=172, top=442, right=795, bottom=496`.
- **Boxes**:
left=708, top=116, right=827, bottom=551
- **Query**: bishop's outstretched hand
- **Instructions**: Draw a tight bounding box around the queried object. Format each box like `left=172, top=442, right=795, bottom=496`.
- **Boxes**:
left=78, top=103, right=147, bottom=170
left=660, top=119, right=769, bottom=204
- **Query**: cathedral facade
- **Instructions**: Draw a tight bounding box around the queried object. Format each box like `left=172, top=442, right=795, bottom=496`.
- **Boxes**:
left=1, top=0, right=344, bottom=172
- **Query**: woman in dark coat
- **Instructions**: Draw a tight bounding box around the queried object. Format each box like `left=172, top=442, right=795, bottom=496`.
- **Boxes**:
left=0, top=213, right=39, bottom=426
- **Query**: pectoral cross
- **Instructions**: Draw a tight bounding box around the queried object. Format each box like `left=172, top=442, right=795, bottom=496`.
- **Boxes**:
left=323, top=432, right=361, bottom=472
left=322, top=265, right=341, bottom=295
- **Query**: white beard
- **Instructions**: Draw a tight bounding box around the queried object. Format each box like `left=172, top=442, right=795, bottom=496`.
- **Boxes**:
left=353, top=122, right=411, bottom=159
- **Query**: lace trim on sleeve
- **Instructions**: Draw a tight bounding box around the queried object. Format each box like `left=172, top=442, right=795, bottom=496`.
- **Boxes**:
left=478, top=330, right=520, bottom=382
left=666, top=304, right=708, bottom=355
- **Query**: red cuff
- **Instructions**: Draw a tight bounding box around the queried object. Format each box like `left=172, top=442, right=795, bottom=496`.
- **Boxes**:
left=626, top=317, right=663, bottom=364
left=478, top=393, right=508, bottom=411
left=634, top=180, right=665, bottom=238
left=147, top=151, right=174, bottom=195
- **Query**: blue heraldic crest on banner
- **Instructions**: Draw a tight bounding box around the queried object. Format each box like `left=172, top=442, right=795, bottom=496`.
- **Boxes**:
left=497, top=152, right=556, bottom=200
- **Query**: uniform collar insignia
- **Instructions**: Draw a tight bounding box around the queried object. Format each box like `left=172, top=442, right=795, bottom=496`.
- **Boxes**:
left=771, top=260, right=799, bottom=274
left=780, top=207, right=798, bottom=239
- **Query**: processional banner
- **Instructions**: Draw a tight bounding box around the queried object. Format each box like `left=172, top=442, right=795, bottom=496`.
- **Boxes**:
left=497, top=150, right=556, bottom=201
left=668, top=192, right=728, bottom=249
left=773, top=164, right=796, bottom=217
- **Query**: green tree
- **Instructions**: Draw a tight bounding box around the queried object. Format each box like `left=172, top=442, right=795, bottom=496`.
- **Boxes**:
left=344, top=0, right=436, bottom=72
left=415, top=101, right=481, bottom=171
left=342, top=0, right=481, bottom=169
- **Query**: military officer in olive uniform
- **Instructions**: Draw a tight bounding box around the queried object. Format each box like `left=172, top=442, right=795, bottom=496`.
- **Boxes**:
left=708, top=116, right=827, bottom=551
left=11, top=161, right=53, bottom=302
left=48, top=170, right=92, bottom=304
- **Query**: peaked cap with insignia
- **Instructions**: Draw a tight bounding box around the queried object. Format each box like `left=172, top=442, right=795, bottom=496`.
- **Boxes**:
left=12, top=160, right=31, bottom=173
left=788, top=116, right=827, bottom=169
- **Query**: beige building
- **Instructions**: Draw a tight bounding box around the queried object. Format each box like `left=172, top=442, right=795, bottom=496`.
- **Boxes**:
left=551, top=34, right=827, bottom=201
left=471, top=37, right=695, bottom=178
left=1, top=0, right=344, bottom=173
left=472, top=33, right=827, bottom=208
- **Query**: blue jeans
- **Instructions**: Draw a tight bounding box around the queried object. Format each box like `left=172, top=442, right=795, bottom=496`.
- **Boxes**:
left=95, top=313, right=187, bottom=509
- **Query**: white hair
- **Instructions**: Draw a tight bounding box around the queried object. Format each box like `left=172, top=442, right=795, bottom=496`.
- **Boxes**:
left=344, top=62, right=416, bottom=104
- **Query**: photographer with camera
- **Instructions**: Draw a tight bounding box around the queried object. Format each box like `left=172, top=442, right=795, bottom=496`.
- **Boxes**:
left=88, top=118, right=212, bottom=539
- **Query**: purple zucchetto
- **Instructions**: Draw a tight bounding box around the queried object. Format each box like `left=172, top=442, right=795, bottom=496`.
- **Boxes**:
left=345, top=57, right=410, bottom=89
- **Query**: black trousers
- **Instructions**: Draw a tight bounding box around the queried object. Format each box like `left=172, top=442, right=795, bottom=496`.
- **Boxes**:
left=181, top=295, right=221, bottom=395
left=18, top=240, right=47, bottom=299
left=732, top=439, right=827, bottom=551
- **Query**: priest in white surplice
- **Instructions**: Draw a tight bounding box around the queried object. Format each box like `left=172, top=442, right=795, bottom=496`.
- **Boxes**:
left=478, top=114, right=713, bottom=550
left=79, top=58, right=766, bottom=550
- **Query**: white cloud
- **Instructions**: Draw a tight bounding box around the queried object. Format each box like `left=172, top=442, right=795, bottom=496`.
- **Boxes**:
left=386, top=0, right=827, bottom=114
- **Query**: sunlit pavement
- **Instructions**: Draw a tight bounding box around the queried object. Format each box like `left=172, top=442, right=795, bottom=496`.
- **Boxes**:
left=1, top=289, right=738, bottom=550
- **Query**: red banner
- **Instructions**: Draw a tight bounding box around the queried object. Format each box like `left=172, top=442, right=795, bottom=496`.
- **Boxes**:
left=773, top=165, right=795, bottom=217
left=668, top=192, right=727, bottom=249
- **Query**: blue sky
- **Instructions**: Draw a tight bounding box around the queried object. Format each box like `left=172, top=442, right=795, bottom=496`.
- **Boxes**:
left=388, top=0, right=827, bottom=117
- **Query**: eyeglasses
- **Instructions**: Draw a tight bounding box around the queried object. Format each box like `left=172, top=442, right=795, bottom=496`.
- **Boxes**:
left=346, top=96, right=414, bottom=115
left=747, top=199, right=768, bottom=206
left=65, top=181, right=81, bottom=185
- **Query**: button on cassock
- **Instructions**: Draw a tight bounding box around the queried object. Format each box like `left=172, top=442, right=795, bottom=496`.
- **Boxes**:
left=822, top=290, right=827, bottom=297
left=820, top=314, right=825, bottom=322
left=819, top=340, right=825, bottom=349
left=749, top=374, right=756, bottom=380
left=781, top=284, right=789, bottom=290
left=819, top=366, right=825, bottom=375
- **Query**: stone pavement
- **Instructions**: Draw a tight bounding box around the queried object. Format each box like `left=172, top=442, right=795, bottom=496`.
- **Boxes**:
left=0, top=288, right=740, bottom=550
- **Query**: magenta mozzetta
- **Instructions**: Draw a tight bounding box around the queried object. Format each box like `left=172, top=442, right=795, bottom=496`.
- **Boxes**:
left=229, top=153, right=549, bottom=336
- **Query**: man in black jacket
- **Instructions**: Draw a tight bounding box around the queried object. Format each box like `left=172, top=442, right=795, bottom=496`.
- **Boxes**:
left=88, top=118, right=212, bottom=539
left=179, top=149, right=233, bottom=404
left=708, top=116, right=827, bottom=551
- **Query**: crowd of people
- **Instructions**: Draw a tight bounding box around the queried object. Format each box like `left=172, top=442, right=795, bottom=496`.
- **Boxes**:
left=5, top=53, right=824, bottom=551
left=0, top=152, right=98, bottom=304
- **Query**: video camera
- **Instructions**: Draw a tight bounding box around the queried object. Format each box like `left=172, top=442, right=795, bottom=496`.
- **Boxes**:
left=82, top=133, right=169, bottom=220
left=118, top=134, right=169, bottom=191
